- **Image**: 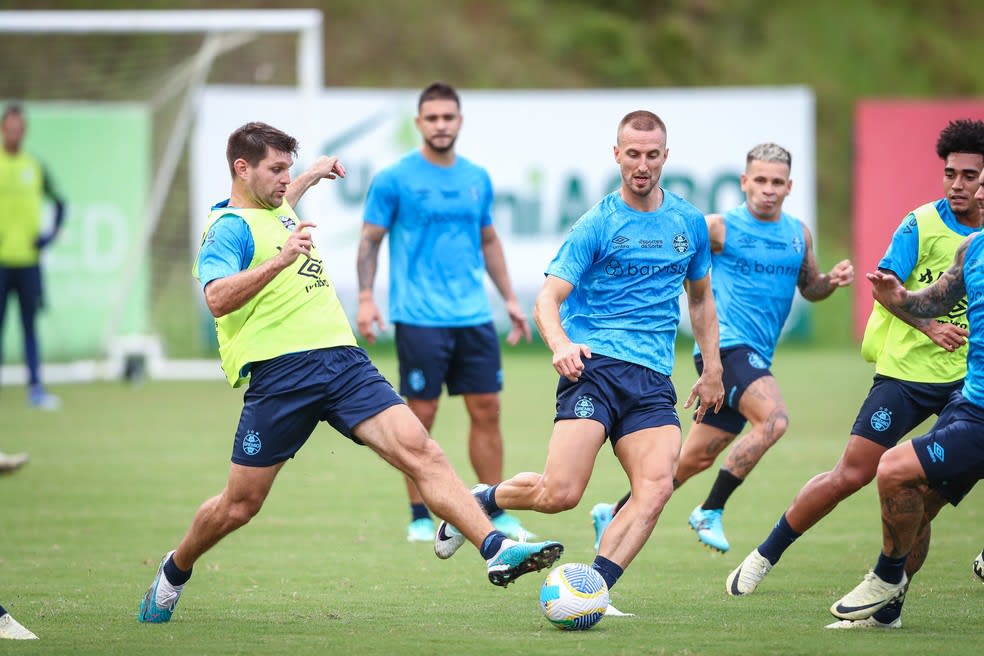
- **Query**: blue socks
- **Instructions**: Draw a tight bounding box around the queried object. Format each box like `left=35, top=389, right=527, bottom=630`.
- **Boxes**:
left=592, top=555, right=623, bottom=590
left=163, top=553, right=192, bottom=586
left=479, top=531, right=508, bottom=560
left=873, top=552, right=907, bottom=585
left=475, top=484, right=502, bottom=516
left=757, top=513, right=802, bottom=565
left=410, top=503, right=431, bottom=522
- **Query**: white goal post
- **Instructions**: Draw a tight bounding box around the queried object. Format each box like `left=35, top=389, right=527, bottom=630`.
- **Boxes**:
left=0, top=9, right=323, bottom=383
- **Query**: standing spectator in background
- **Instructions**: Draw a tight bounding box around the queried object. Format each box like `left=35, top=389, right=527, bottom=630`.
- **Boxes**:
left=357, top=82, right=534, bottom=543
left=728, top=119, right=984, bottom=631
left=0, top=103, right=65, bottom=410
left=591, top=143, right=853, bottom=553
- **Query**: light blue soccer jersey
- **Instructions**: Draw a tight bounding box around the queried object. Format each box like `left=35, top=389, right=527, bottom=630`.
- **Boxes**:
left=363, top=150, right=495, bottom=326
left=960, top=233, right=984, bottom=407
left=878, top=198, right=978, bottom=280
left=695, top=203, right=806, bottom=365
left=195, top=200, right=255, bottom=287
left=547, top=189, right=710, bottom=375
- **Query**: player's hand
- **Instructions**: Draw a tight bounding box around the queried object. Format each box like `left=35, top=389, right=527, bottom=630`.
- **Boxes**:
left=684, top=371, right=724, bottom=424
left=867, top=270, right=906, bottom=307
left=504, top=299, right=532, bottom=346
left=923, top=320, right=969, bottom=352
left=356, top=297, right=386, bottom=344
left=279, top=221, right=317, bottom=263
left=552, top=341, right=591, bottom=382
left=828, top=259, right=854, bottom=287
left=307, top=155, right=346, bottom=183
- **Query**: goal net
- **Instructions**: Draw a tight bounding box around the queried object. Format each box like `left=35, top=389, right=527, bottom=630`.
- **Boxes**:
left=0, top=9, right=322, bottom=382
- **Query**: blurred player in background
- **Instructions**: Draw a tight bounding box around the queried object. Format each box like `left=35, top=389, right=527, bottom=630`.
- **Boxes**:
left=433, top=110, right=724, bottom=609
left=137, top=122, right=562, bottom=624
left=357, top=82, right=534, bottom=543
left=591, top=143, right=853, bottom=553
left=728, top=119, right=984, bottom=630
left=0, top=103, right=65, bottom=410
left=0, top=603, right=37, bottom=640
left=830, top=163, right=984, bottom=624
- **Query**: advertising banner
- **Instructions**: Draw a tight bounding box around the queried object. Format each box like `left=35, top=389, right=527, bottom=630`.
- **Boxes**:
left=192, top=86, right=815, bottom=338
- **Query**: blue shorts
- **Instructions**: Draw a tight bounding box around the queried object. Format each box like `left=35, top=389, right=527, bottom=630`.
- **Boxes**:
left=694, top=345, right=772, bottom=434
left=394, top=322, right=502, bottom=399
left=912, top=391, right=984, bottom=506
left=554, top=354, right=679, bottom=446
left=851, top=375, right=961, bottom=448
left=232, top=346, right=404, bottom=467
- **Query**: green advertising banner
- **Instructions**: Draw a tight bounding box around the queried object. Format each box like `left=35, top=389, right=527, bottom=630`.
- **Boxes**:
left=2, top=104, right=150, bottom=362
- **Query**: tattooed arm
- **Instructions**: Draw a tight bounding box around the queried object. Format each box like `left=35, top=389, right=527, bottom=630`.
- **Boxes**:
left=868, top=233, right=976, bottom=319
left=797, top=223, right=854, bottom=301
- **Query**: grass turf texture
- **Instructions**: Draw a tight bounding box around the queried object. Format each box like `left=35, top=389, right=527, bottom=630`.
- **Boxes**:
left=2, top=345, right=981, bottom=655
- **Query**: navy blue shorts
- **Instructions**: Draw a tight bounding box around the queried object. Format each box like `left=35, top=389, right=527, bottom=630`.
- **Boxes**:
left=232, top=346, right=404, bottom=467
left=912, top=391, right=984, bottom=506
left=555, top=354, right=679, bottom=446
left=0, top=265, right=44, bottom=315
left=694, top=345, right=773, bottom=434
left=851, top=374, right=961, bottom=448
left=394, top=322, right=502, bottom=399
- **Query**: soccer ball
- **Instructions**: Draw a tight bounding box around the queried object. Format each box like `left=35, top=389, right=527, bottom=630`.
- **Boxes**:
left=539, top=563, right=609, bottom=630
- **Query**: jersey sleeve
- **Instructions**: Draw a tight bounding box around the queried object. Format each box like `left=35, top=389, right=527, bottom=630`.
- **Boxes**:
left=196, top=214, right=254, bottom=288
left=878, top=213, right=919, bottom=281
left=686, top=209, right=712, bottom=280
left=363, top=168, right=398, bottom=229
left=545, top=215, right=599, bottom=286
left=479, top=168, right=494, bottom=228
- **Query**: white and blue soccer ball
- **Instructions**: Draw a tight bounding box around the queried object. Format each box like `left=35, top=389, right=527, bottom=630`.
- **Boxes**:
left=539, top=563, right=609, bottom=630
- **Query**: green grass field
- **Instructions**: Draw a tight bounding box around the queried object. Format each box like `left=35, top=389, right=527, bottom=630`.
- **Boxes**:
left=2, top=345, right=982, bottom=655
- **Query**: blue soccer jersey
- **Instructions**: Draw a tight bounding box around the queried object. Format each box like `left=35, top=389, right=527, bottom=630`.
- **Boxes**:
left=547, top=189, right=711, bottom=375
left=961, top=233, right=984, bottom=407
left=696, top=203, right=806, bottom=365
left=363, top=150, right=495, bottom=326
left=878, top=198, right=977, bottom=280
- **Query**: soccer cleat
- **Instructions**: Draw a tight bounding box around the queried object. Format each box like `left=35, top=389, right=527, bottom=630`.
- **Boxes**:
left=973, top=549, right=984, bottom=584
left=491, top=512, right=536, bottom=540
left=28, top=385, right=60, bottom=411
left=407, top=517, right=436, bottom=542
left=138, top=551, right=185, bottom=623
left=830, top=571, right=907, bottom=621
left=433, top=520, right=466, bottom=559
left=825, top=616, right=901, bottom=629
left=486, top=538, right=564, bottom=587
left=688, top=505, right=730, bottom=553
left=0, top=612, right=38, bottom=640
left=434, top=483, right=495, bottom=560
left=591, top=502, right=614, bottom=551
left=726, top=548, right=773, bottom=596
left=0, top=451, right=29, bottom=475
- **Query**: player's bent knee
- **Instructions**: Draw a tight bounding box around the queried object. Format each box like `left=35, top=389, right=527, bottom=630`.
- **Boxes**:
left=537, top=485, right=582, bottom=513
